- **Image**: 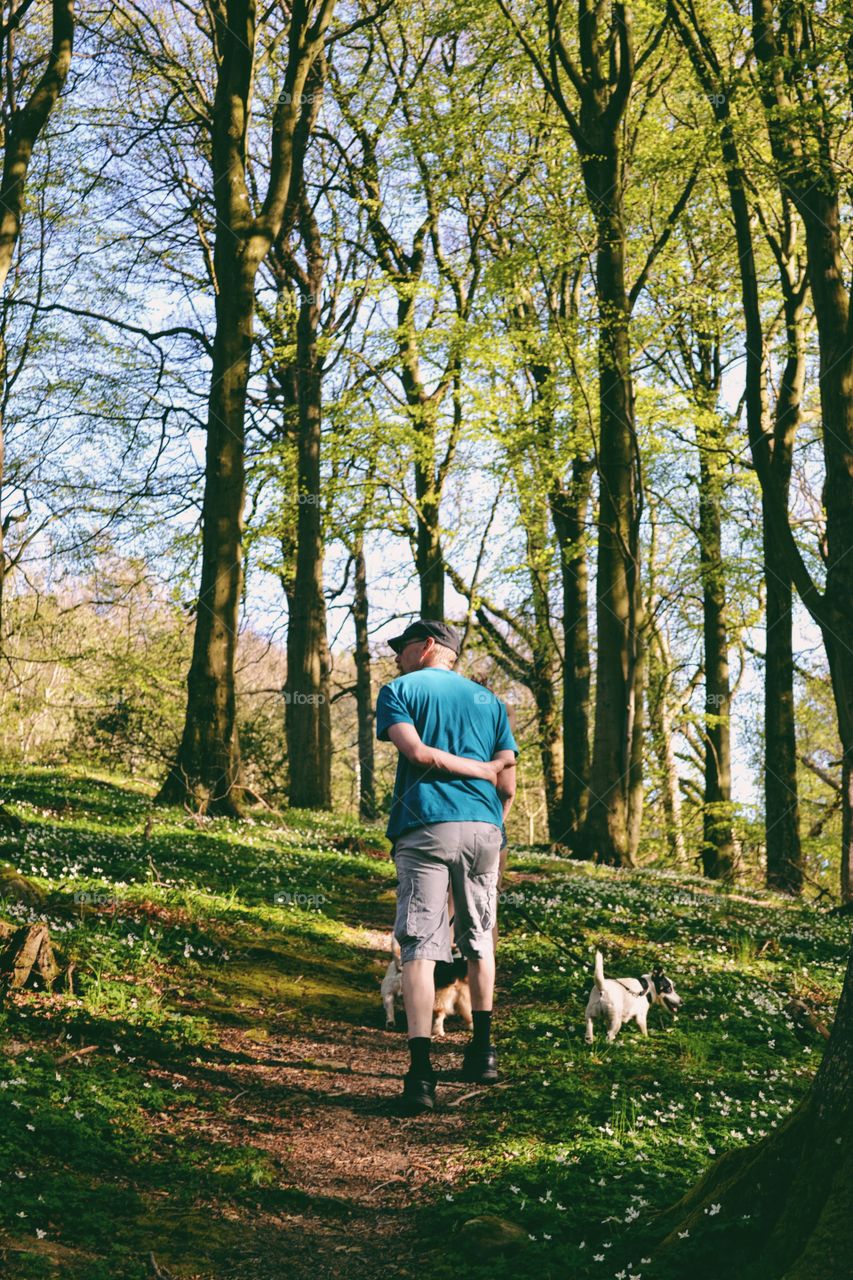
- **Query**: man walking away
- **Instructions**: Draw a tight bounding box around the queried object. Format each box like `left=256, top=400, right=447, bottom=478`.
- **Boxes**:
left=376, top=619, right=517, bottom=1115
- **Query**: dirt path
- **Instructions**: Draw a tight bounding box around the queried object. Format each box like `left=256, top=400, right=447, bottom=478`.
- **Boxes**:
left=152, top=939, right=502, bottom=1280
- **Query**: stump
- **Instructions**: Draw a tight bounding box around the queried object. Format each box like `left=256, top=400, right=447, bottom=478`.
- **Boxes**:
left=0, top=864, right=46, bottom=907
left=0, top=923, right=63, bottom=992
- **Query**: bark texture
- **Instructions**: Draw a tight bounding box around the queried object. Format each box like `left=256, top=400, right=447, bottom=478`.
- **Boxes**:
left=158, top=0, right=335, bottom=814
left=351, top=534, right=376, bottom=821
left=764, top=212, right=806, bottom=894
left=644, top=941, right=853, bottom=1280
left=0, top=0, right=74, bottom=636
left=698, top=432, right=734, bottom=881
left=552, top=455, right=594, bottom=846
left=277, top=178, right=332, bottom=810
left=545, top=1, right=640, bottom=865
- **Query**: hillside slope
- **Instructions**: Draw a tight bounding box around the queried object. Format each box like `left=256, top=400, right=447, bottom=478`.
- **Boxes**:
left=0, top=769, right=847, bottom=1279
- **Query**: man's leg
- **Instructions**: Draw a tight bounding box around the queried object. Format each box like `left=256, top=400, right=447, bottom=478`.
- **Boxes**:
left=450, top=823, right=502, bottom=1081
left=402, top=958, right=437, bottom=1040
left=467, top=950, right=495, bottom=1060
left=467, top=950, right=495, bottom=1011
left=491, top=840, right=508, bottom=952
left=392, top=828, right=454, bottom=1111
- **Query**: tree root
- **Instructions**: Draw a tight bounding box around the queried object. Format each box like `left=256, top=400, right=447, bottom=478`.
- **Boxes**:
left=640, top=1100, right=853, bottom=1280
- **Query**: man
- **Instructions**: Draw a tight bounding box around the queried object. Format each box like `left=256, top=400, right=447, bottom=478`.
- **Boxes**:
left=376, top=619, right=518, bottom=1116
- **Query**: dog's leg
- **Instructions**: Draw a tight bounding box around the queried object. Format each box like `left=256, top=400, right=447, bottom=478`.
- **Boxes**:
left=584, top=1011, right=595, bottom=1043
left=383, top=992, right=397, bottom=1028
left=456, top=983, right=473, bottom=1031
left=636, top=1008, right=649, bottom=1036
left=432, top=1012, right=446, bottom=1038
left=605, top=1009, right=621, bottom=1042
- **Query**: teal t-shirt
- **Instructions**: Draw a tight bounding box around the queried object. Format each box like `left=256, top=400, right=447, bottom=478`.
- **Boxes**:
left=375, top=668, right=518, bottom=840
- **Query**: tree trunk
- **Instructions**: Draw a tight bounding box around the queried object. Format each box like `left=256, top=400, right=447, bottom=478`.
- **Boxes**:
left=648, top=616, right=687, bottom=863
left=158, top=0, right=335, bottom=815
left=644, top=938, right=853, bottom=1279
left=764, top=204, right=806, bottom=894
left=581, top=174, right=639, bottom=866
left=399, top=298, right=445, bottom=621
left=0, top=0, right=74, bottom=645
left=520, top=477, right=562, bottom=835
left=551, top=455, right=593, bottom=847
left=352, top=534, right=376, bottom=821
left=764, top=500, right=803, bottom=893
left=841, top=752, right=853, bottom=904
left=414, top=477, right=445, bottom=620
left=626, top=614, right=645, bottom=864
left=699, top=444, right=734, bottom=880
left=491, top=0, right=638, bottom=863
left=280, top=192, right=331, bottom=810
left=159, top=259, right=253, bottom=814
left=751, top=0, right=853, bottom=901
left=349, top=120, right=451, bottom=625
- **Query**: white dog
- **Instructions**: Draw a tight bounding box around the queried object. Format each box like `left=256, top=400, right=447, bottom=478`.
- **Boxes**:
left=585, top=950, right=682, bottom=1043
left=380, top=938, right=404, bottom=1029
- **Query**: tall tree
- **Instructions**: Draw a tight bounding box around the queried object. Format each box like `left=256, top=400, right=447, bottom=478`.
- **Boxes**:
left=488, top=246, right=595, bottom=845
left=670, top=0, right=853, bottom=898
left=0, top=0, right=74, bottom=634
left=499, top=0, right=641, bottom=863
left=495, top=0, right=698, bottom=862
left=157, top=0, right=336, bottom=815
left=667, top=243, right=736, bottom=880
left=760, top=194, right=807, bottom=894
left=271, top=62, right=333, bottom=810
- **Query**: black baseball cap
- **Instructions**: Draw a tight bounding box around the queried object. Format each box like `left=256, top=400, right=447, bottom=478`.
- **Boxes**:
left=388, top=619, right=461, bottom=655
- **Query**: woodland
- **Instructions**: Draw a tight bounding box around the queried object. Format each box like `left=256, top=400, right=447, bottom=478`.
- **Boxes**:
left=0, top=0, right=851, bottom=1277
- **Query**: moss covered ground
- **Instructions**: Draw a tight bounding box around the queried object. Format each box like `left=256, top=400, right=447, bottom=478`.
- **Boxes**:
left=0, top=768, right=847, bottom=1279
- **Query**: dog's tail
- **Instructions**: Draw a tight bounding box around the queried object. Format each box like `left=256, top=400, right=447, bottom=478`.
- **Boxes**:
left=594, top=949, right=606, bottom=991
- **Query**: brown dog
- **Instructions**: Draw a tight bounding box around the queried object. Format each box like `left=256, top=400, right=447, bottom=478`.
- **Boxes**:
left=432, top=950, right=473, bottom=1037
left=380, top=940, right=473, bottom=1036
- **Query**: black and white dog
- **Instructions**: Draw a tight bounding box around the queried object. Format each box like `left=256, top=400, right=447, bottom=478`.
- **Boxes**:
left=380, top=939, right=473, bottom=1036
left=584, top=950, right=682, bottom=1043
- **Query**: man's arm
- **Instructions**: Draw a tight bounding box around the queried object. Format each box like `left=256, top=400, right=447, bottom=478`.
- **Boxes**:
left=493, top=748, right=516, bottom=823
left=386, top=722, right=508, bottom=786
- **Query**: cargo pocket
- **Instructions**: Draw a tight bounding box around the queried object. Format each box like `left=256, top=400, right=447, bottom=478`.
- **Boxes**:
left=404, top=883, right=432, bottom=942
left=469, top=869, right=498, bottom=934
left=468, top=825, right=502, bottom=877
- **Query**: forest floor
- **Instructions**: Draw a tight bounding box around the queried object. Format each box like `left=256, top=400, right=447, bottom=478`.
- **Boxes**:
left=0, top=768, right=849, bottom=1280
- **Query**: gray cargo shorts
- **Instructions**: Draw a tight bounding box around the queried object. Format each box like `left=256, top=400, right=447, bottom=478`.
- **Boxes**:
left=391, top=821, right=503, bottom=963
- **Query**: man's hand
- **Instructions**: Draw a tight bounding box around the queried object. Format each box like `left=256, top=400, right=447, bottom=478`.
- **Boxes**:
left=483, top=758, right=512, bottom=787
left=387, top=722, right=510, bottom=787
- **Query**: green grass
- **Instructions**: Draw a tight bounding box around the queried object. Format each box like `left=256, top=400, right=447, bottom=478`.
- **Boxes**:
left=0, top=767, right=848, bottom=1279
left=0, top=766, right=394, bottom=1277
left=416, top=858, right=847, bottom=1278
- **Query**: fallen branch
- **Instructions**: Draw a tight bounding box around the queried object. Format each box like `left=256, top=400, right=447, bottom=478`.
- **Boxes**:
left=56, top=1043, right=99, bottom=1065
